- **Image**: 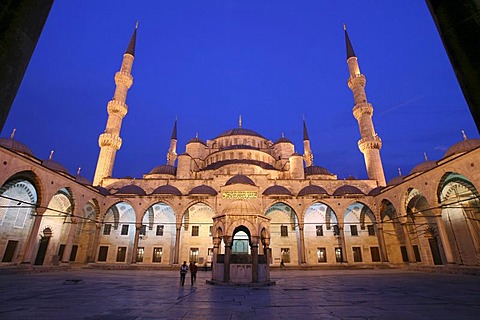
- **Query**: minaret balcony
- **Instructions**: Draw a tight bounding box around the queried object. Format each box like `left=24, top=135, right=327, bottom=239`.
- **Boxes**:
left=114, top=71, right=133, bottom=88
left=99, top=133, right=123, bottom=150
left=107, top=100, right=128, bottom=117
left=358, top=135, right=382, bottom=152
left=347, top=74, right=366, bottom=89
left=352, top=102, right=373, bottom=119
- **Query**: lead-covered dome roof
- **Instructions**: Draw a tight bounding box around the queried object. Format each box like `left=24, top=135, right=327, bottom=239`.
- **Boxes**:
left=149, top=164, right=176, bottom=175
left=333, top=185, right=364, bottom=196
left=263, top=185, right=292, bottom=196
left=443, top=138, right=480, bottom=158
left=0, top=138, right=34, bottom=156
left=297, top=185, right=328, bottom=196
left=116, top=185, right=147, bottom=196
left=216, top=128, right=265, bottom=139
left=189, top=185, right=218, bottom=196
left=151, top=185, right=182, bottom=196
left=225, top=175, right=256, bottom=186
left=305, top=165, right=334, bottom=176
left=42, top=159, right=70, bottom=174
left=409, top=160, right=437, bottom=174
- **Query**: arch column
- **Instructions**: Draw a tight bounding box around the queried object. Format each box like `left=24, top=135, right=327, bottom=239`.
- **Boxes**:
left=173, top=225, right=181, bottom=264
left=433, top=208, right=455, bottom=264
left=131, top=224, right=141, bottom=264
left=223, top=236, right=232, bottom=282
left=61, top=217, right=77, bottom=264
left=262, top=237, right=271, bottom=281
left=212, top=236, right=221, bottom=279
left=251, top=236, right=259, bottom=283
left=339, top=225, right=348, bottom=263
left=401, top=222, right=416, bottom=263
left=298, top=224, right=306, bottom=264
left=21, top=208, right=45, bottom=264
left=87, top=223, right=102, bottom=263
left=376, top=223, right=389, bottom=262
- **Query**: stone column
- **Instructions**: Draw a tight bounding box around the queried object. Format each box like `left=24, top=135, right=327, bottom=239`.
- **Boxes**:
left=173, top=225, right=181, bottom=264
left=263, top=238, right=271, bottom=281
left=339, top=226, right=348, bottom=263
left=131, top=225, right=141, bottom=264
left=61, top=218, right=77, bottom=264
left=401, top=223, right=416, bottom=263
left=433, top=210, right=455, bottom=264
left=251, top=237, right=259, bottom=283
left=298, top=224, right=306, bottom=264
left=212, top=237, right=221, bottom=280
left=376, top=224, right=389, bottom=262
left=87, top=223, right=102, bottom=263
left=21, top=209, right=44, bottom=264
left=463, top=209, right=480, bottom=264
left=223, top=236, right=232, bottom=282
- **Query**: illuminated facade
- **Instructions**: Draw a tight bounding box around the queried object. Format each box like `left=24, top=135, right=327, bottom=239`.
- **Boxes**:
left=0, top=25, right=479, bottom=275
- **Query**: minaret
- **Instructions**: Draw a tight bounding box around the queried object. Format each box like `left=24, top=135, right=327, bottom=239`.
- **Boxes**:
left=302, top=117, right=313, bottom=167
left=344, top=25, right=386, bottom=186
left=166, top=118, right=178, bottom=166
left=93, top=23, right=138, bottom=186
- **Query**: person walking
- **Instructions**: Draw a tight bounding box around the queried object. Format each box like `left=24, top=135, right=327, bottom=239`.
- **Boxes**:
left=190, top=261, right=198, bottom=286
left=180, top=261, right=188, bottom=286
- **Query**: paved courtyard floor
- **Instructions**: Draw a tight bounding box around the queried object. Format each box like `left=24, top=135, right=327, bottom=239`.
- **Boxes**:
left=0, top=268, right=479, bottom=319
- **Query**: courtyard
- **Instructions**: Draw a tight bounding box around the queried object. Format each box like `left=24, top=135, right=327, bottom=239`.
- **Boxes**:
left=1, top=268, right=479, bottom=319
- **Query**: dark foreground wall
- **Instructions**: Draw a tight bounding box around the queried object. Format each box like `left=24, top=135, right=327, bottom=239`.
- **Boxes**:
left=426, top=0, right=480, bottom=133
left=0, top=0, right=54, bottom=133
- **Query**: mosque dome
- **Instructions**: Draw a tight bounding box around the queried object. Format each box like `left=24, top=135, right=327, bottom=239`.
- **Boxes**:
left=0, top=138, right=34, bottom=156
left=116, top=185, right=147, bottom=196
left=443, top=138, right=480, bottom=158
left=263, top=185, right=292, bottom=196
left=42, top=159, right=70, bottom=174
left=297, top=185, right=329, bottom=197
left=75, top=174, right=91, bottom=185
left=151, top=185, right=182, bottom=196
left=187, top=136, right=206, bottom=145
left=387, top=176, right=404, bottom=186
left=216, top=128, right=265, bottom=139
left=149, top=164, right=176, bottom=175
left=225, top=175, right=256, bottom=186
left=96, top=186, right=110, bottom=195
left=305, top=165, right=334, bottom=176
left=368, top=186, right=384, bottom=196
left=409, top=160, right=438, bottom=174
left=333, top=185, right=364, bottom=196
left=223, top=200, right=260, bottom=215
left=189, top=185, right=218, bottom=196
left=274, top=136, right=292, bottom=144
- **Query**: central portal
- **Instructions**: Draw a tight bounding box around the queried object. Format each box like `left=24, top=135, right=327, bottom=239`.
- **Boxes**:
left=208, top=200, right=275, bottom=286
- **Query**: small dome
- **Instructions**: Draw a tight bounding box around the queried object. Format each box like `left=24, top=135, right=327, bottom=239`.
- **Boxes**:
left=116, top=185, right=147, bottom=196
left=409, top=160, right=437, bottom=174
left=151, top=185, right=182, bottom=196
left=305, top=165, right=334, bottom=176
left=223, top=200, right=259, bottom=215
left=387, top=176, right=404, bottom=186
left=225, top=175, right=256, bottom=186
left=333, top=185, right=364, bottom=196
left=290, top=152, right=302, bottom=157
left=297, top=185, right=328, bottom=196
left=187, top=137, right=206, bottom=145
left=42, top=159, right=69, bottom=174
left=444, top=138, right=480, bottom=158
left=96, top=186, right=110, bottom=195
left=274, top=136, right=292, bottom=144
left=75, top=174, right=91, bottom=185
left=0, top=138, right=34, bottom=156
left=346, top=175, right=356, bottom=180
left=368, top=186, right=384, bottom=196
left=263, top=185, right=292, bottom=196
left=216, top=128, right=265, bottom=139
left=149, top=164, right=176, bottom=175
left=189, top=185, right=217, bottom=196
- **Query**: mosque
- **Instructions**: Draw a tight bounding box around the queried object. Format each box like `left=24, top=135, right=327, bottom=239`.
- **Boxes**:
left=0, top=24, right=479, bottom=281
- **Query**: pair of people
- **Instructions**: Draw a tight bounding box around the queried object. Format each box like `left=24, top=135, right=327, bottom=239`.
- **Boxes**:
left=179, top=261, right=198, bottom=286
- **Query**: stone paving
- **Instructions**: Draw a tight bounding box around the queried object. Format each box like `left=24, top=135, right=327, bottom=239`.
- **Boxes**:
left=1, top=268, right=480, bottom=319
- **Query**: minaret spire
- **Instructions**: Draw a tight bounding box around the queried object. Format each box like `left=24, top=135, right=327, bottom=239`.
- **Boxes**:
left=302, top=116, right=313, bottom=167
left=93, top=23, right=137, bottom=186
left=167, top=118, right=178, bottom=166
left=345, top=26, right=386, bottom=186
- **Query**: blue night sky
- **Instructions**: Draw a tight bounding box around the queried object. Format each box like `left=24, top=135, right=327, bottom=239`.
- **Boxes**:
left=3, top=1, right=478, bottom=183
